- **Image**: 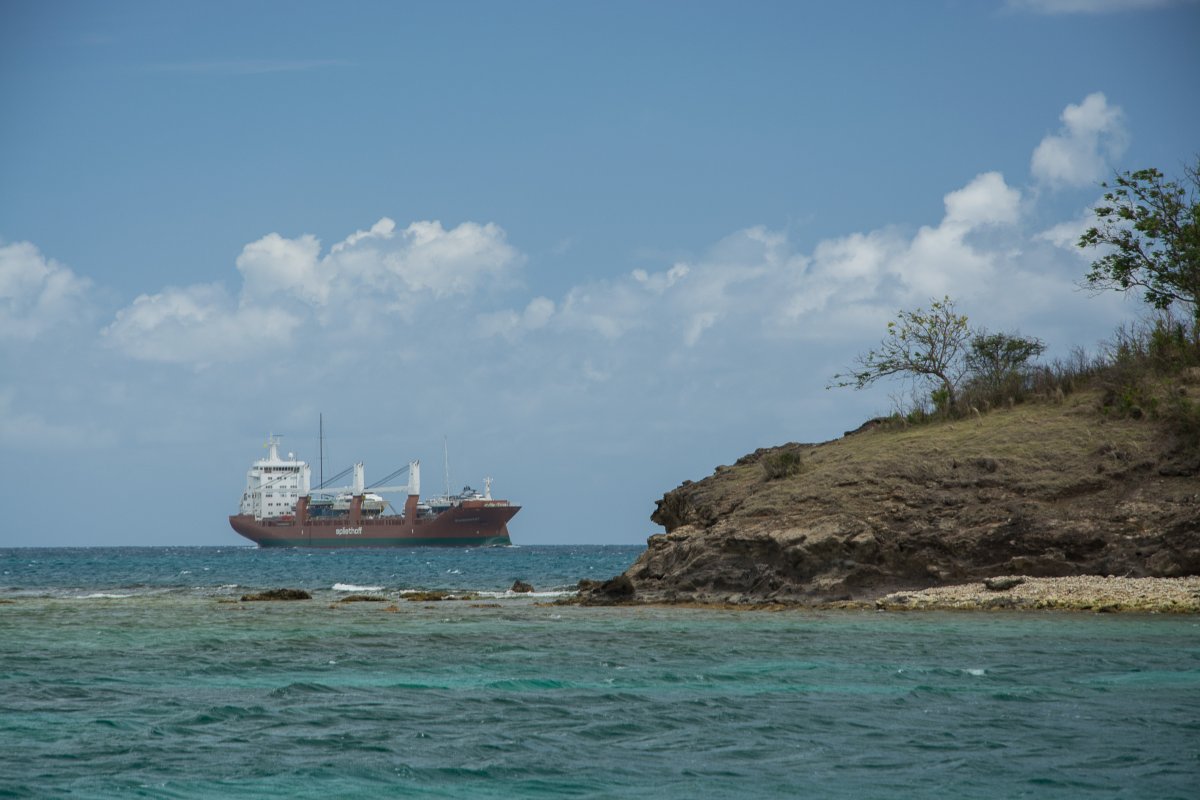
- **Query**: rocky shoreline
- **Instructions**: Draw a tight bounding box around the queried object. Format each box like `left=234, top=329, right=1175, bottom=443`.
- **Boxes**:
left=581, top=391, right=1199, bottom=610
left=574, top=575, right=1200, bottom=613
left=874, top=575, right=1200, bottom=613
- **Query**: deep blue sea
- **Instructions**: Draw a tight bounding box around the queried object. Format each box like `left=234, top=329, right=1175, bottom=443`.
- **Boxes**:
left=2, top=547, right=1198, bottom=799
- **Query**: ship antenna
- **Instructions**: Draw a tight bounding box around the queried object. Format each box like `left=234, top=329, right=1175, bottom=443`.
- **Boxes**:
left=319, top=413, right=324, bottom=489
left=443, top=435, right=450, bottom=498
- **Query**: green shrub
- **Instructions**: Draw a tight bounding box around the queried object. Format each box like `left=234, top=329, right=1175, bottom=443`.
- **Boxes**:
left=854, top=314, right=1197, bottom=435
left=761, top=450, right=804, bottom=481
left=1161, top=393, right=1200, bottom=449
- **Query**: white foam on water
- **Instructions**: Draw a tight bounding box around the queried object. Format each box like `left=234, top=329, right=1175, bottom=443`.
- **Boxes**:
left=332, top=583, right=384, bottom=592
left=77, top=593, right=134, bottom=599
left=473, top=589, right=574, bottom=599
left=964, top=668, right=986, bottom=676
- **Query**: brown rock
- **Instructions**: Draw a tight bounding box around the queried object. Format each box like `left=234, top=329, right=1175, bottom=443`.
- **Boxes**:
left=240, top=588, right=311, bottom=601
left=578, top=574, right=636, bottom=604
left=403, top=591, right=449, bottom=602
left=600, top=575, right=635, bottom=598
left=620, top=389, right=1200, bottom=606
left=984, top=576, right=1026, bottom=591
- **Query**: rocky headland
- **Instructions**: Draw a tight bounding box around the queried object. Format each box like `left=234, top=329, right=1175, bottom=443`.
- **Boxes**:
left=581, top=387, right=1200, bottom=611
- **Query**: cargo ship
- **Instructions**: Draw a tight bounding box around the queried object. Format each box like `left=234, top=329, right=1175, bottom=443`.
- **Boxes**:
left=228, top=437, right=518, bottom=547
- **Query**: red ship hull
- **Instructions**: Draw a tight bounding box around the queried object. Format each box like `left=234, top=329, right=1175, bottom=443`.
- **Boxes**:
left=229, top=501, right=518, bottom=548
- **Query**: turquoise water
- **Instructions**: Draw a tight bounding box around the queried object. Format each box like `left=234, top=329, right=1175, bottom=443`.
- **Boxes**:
left=2, top=548, right=1199, bottom=798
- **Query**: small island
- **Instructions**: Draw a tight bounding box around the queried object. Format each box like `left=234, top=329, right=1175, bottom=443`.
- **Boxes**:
left=602, top=384, right=1199, bottom=610
left=581, top=162, right=1200, bottom=612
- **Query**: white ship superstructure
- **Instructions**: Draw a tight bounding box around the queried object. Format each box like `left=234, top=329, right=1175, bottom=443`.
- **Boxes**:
left=238, top=436, right=311, bottom=520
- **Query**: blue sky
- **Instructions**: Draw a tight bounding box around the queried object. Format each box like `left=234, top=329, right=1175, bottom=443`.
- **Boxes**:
left=2, top=0, right=1198, bottom=546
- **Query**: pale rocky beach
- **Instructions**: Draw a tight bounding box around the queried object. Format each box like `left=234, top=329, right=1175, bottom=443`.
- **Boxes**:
left=874, top=575, right=1200, bottom=613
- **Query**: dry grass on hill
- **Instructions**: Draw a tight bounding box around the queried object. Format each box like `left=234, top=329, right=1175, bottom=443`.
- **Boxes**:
left=713, top=389, right=1164, bottom=528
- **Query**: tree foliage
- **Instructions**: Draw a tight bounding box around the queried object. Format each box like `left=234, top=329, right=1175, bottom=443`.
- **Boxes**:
left=830, top=296, right=971, bottom=410
left=832, top=300, right=1051, bottom=417
left=1078, top=160, right=1200, bottom=323
left=965, top=330, right=1046, bottom=397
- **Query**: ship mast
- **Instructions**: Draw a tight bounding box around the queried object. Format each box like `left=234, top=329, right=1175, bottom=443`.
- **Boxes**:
left=319, top=413, right=324, bottom=489
left=443, top=435, right=450, bottom=498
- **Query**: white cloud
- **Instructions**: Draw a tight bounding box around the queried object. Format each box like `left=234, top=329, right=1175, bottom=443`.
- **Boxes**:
left=509, top=162, right=1103, bottom=381
left=488, top=156, right=1130, bottom=382
left=1008, top=0, right=1182, bottom=13
left=107, top=217, right=521, bottom=363
left=382, top=221, right=519, bottom=297
left=522, top=296, right=556, bottom=329
left=667, top=228, right=788, bottom=345
left=545, top=227, right=797, bottom=348
left=1031, top=93, right=1128, bottom=188
left=788, top=229, right=899, bottom=318
left=102, top=284, right=300, bottom=364
left=902, top=222, right=997, bottom=298
left=783, top=172, right=1023, bottom=320
left=943, top=171, right=1022, bottom=227
left=632, top=263, right=689, bottom=293
left=557, top=282, right=646, bottom=340
left=237, top=232, right=327, bottom=304
left=0, top=241, right=93, bottom=341
left=1036, top=211, right=1095, bottom=256
left=96, top=98, right=1118, bottom=390
left=683, top=311, right=720, bottom=347
left=331, top=217, right=396, bottom=253
left=491, top=174, right=1018, bottom=353
left=477, top=296, right=556, bottom=340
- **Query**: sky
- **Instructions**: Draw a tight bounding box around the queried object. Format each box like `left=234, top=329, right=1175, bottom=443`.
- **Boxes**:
left=1, top=0, right=1198, bottom=547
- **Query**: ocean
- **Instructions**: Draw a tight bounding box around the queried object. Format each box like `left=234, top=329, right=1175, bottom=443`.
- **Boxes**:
left=2, top=546, right=1198, bottom=799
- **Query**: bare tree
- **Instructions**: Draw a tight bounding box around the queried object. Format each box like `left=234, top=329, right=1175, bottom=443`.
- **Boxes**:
left=830, top=296, right=971, bottom=411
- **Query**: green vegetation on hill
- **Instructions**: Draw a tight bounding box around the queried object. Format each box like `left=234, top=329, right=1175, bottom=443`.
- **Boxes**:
left=833, top=158, right=1200, bottom=453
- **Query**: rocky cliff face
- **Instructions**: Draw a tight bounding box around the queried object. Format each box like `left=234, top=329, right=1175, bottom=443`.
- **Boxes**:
left=608, top=391, right=1199, bottom=605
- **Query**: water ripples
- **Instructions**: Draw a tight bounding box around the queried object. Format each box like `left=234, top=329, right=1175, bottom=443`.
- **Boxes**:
left=3, top=553, right=1200, bottom=798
